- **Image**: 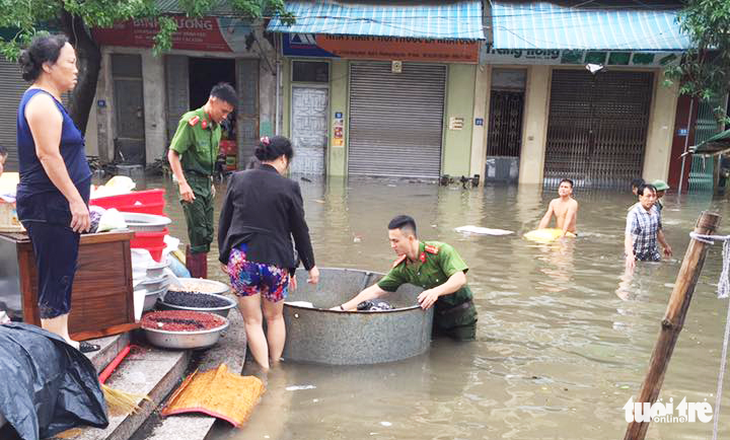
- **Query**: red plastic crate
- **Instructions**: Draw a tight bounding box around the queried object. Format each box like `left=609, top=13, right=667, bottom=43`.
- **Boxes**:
left=113, top=202, right=165, bottom=216
left=91, top=189, right=166, bottom=214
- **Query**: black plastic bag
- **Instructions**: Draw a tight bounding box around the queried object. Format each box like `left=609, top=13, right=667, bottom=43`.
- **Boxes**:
left=356, top=299, right=394, bottom=311
left=0, top=323, right=108, bottom=440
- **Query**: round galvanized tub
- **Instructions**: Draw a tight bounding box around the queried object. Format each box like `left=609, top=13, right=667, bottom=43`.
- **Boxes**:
left=283, top=267, right=433, bottom=365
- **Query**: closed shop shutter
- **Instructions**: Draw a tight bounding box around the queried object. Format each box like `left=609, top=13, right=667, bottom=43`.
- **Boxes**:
left=348, top=62, right=445, bottom=178
left=165, top=55, right=190, bottom=143
left=0, top=58, right=29, bottom=171
left=544, top=69, right=653, bottom=189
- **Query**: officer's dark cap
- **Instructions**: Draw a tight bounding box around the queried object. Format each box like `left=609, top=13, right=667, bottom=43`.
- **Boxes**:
left=210, top=83, right=237, bottom=108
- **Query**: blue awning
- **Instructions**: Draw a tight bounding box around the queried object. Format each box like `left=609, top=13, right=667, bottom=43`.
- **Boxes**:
left=267, top=1, right=485, bottom=40
left=491, top=2, right=690, bottom=50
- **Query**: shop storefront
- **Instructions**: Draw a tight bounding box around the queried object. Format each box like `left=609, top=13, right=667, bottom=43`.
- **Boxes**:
left=268, top=1, right=484, bottom=178
left=477, top=1, right=692, bottom=188
left=93, top=15, right=271, bottom=168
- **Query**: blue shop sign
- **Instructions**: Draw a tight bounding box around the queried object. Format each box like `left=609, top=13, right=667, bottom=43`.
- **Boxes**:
left=283, top=33, right=337, bottom=58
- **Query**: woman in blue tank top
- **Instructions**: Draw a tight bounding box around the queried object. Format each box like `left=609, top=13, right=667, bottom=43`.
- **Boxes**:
left=16, top=34, right=97, bottom=353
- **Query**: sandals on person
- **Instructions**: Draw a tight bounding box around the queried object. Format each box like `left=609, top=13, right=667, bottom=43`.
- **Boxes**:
left=78, top=341, right=101, bottom=353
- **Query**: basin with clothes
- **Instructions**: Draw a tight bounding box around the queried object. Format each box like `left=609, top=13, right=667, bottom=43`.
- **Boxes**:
left=283, top=267, right=432, bottom=365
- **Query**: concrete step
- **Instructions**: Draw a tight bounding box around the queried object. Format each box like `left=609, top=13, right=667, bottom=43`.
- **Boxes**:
left=85, top=333, right=132, bottom=373
left=137, top=309, right=247, bottom=440
left=57, top=343, right=190, bottom=440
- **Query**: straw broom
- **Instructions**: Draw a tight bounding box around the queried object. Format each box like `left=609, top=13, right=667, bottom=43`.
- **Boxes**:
left=99, top=345, right=151, bottom=416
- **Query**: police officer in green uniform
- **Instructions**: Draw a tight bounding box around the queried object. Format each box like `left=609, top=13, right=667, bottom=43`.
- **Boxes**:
left=167, top=83, right=236, bottom=278
left=337, top=215, right=478, bottom=341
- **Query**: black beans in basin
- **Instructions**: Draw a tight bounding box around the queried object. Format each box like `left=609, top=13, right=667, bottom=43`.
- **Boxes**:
left=164, top=290, right=231, bottom=308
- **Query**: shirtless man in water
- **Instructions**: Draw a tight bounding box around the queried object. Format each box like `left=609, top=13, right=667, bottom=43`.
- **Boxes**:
left=538, top=178, right=578, bottom=236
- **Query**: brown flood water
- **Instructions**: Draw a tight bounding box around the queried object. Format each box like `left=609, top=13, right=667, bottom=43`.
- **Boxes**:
left=141, top=175, right=730, bottom=440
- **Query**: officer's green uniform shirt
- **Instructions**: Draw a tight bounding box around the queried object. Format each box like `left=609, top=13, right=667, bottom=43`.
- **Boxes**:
left=169, top=107, right=221, bottom=177
left=169, top=107, right=221, bottom=254
left=378, top=241, right=468, bottom=304
left=377, top=241, right=477, bottom=340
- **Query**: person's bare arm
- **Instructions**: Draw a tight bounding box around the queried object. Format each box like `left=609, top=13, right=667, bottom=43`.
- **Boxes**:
left=167, top=149, right=195, bottom=203
left=538, top=201, right=555, bottom=229
left=26, top=94, right=89, bottom=232
left=624, top=232, right=636, bottom=270
left=562, top=201, right=578, bottom=236
left=657, top=229, right=672, bottom=257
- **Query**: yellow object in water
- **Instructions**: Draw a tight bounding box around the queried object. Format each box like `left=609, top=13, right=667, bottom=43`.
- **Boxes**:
left=523, top=228, right=576, bottom=243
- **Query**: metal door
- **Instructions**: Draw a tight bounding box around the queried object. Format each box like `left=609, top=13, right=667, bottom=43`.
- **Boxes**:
left=0, top=58, right=29, bottom=171
left=112, top=54, right=145, bottom=164
left=487, top=91, right=524, bottom=157
left=290, top=86, right=328, bottom=175
left=688, top=96, right=725, bottom=192
left=348, top=62, right=446, bottom=178
left=544, top=70, right=654, bottom=189
left=486, top=90, right=524, bottom=182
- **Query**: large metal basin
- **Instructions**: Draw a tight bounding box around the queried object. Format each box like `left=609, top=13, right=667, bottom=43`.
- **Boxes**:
left=143, top=316, right=229, bottom=350
left=283, top=267, right=432, bottom=365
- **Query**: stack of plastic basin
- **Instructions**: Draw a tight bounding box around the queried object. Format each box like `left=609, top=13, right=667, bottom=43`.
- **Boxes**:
left=90, top=189, right=165, bottom=215
left=130, top=228, right=168, bottom=262
left=91, top=189, right=168, bottom=261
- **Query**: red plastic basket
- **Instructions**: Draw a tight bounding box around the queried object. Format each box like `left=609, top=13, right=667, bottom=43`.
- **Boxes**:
left=146, top=245, right=165, bottom=262
left=91, top=189, right=166, bottom=215
left=131, top=228, right=168, bottom=251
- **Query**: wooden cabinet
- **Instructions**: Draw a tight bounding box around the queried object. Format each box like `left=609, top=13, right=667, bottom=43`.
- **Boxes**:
left=0, top=231, right=138, bottom=340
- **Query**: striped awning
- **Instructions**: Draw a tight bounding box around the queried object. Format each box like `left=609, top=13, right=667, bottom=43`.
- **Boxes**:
left=491, top=2, right=690, bottom=50
left=267, top=1, right=485, bottom=40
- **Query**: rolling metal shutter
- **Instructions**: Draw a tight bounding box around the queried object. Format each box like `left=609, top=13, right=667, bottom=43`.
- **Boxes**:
left=0, top=58, right=29, bottom=171
left=544, top=69, right=653, bottom=189
left=348, top=62, right=445, bottom=178
left=165, top=55, right=190, bottom=143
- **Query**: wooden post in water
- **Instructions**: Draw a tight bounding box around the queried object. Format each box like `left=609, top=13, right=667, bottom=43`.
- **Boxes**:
left=624, top=211, right=721, bottom=440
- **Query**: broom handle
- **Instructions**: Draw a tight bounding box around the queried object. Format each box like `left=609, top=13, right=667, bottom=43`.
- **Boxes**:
left=99, top=345, right=132, bottom=384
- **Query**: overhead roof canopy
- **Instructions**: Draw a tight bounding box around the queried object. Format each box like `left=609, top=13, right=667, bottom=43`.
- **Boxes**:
left=490, top=1, right=690, bottom=50
left=267, top=1, right=485, bottom=40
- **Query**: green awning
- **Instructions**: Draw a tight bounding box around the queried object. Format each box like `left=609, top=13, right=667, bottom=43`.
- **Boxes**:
left=689, top=129, right=730, bottom=156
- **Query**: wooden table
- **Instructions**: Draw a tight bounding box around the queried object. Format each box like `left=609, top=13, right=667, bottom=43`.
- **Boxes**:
left=0, top=230, right=138, bottom=340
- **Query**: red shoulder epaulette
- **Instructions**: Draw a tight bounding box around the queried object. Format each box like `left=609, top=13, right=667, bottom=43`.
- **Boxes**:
left=188, top=116, right=200, bottom=126
left=391, top=255, right=407, bottom=268
left=424, top=244, right=439, bottom=255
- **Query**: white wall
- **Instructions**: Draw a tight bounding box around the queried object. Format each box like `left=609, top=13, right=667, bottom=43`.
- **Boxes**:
left=469, top=65, right=489, bottom=179
left=518, top=65, right=551, bottom=185
left=643, top=76, right=679, bottom=182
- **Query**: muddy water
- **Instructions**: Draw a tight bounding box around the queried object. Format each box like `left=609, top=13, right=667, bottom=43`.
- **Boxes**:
left=142, top=175, right=730, bottom=439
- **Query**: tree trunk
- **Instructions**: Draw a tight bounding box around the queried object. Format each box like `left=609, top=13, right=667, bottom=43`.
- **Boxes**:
left=59, top=10, right=101, bottom=135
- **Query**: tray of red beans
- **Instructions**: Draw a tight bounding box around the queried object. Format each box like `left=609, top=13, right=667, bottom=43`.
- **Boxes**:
left=141, top=310, right=229, bottom=349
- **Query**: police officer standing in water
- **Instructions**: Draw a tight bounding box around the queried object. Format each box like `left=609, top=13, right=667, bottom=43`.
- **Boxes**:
left=167, top=83, right=236, bottom=278
left=335, top=215, right=478, bottom=341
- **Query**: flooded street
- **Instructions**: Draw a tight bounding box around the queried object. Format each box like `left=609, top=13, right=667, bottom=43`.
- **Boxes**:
left=144, top=175, right=730, bottom=439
